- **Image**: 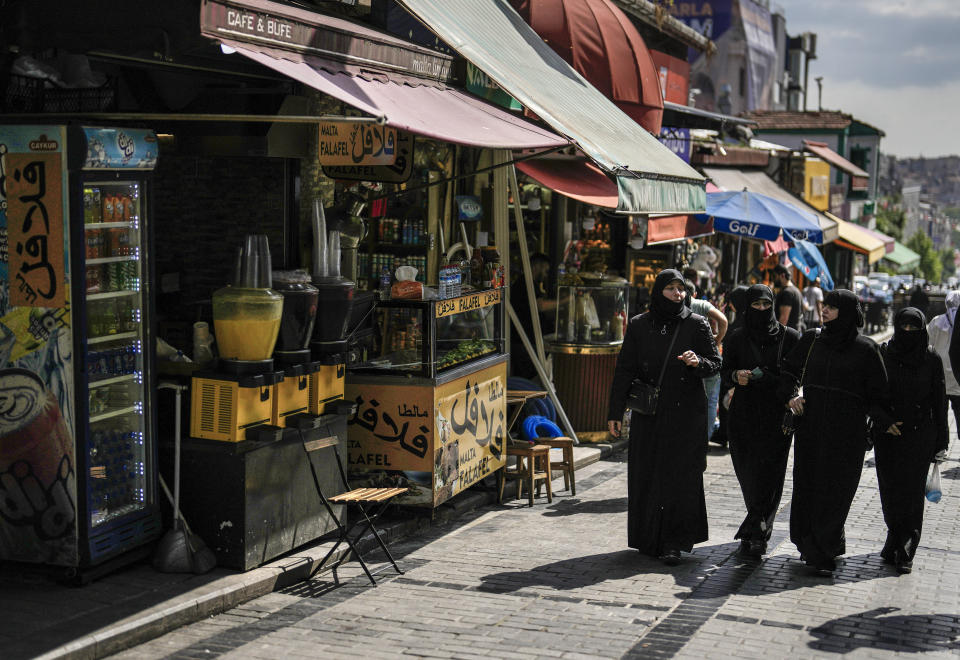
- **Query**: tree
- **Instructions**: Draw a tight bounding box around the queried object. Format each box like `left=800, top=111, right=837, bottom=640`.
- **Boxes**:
left=876, top=205, right=905, bottom=242
left=906, top=231, right=942, bottom=282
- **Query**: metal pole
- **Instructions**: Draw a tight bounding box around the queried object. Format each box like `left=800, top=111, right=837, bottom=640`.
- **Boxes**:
left=508, top=164, right=546, bottom=368
left=734, top=235, right=743, bottom=283
left=507, top=302, right=578, bottom=444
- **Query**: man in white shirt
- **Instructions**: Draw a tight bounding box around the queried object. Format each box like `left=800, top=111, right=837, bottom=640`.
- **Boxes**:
left=802, top=278, right=824, bottom=329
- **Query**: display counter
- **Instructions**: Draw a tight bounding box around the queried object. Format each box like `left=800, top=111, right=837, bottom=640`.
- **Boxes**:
left=547, top=281, right=629, bottom=441
left=345, top=289, right=507, bottom=507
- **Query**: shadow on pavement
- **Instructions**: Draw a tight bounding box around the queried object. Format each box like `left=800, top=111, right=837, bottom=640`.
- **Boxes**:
left=478, top=550, right=681, bottom=593
left=540, top=497, right=628, bottom=517
left=808, top=607, right=960, bottom=653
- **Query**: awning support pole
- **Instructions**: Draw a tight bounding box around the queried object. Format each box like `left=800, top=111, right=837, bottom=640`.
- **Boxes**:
left=508, top=164, right=546, bottom=369
left=734, top=235, right=742, bottom=284
left=507, top=302, right=578, bottom=444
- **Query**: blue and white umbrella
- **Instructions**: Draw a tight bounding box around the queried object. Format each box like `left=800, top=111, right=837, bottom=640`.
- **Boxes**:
left=698, top=189, right=825, bottom=245
left=788, top=240, right=835, bottom=291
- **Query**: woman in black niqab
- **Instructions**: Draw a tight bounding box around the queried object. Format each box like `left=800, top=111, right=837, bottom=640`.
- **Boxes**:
left=874, top=307, right=948, bottom=574
left=607, top=269, right=721, bottom=565
left=721, top=284, right=800, bottom=556
left=819, top=289, right=864, bottom=347
left=780, top=288, right=893, bottom=574
left=728, top=285, right=750, bottom=331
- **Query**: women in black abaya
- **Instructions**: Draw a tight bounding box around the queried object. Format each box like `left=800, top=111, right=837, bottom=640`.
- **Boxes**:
left=711, top=285, right=751, bottom=448
left=875, top=307, right=948, bottom=574
left=782, top=289, right=893, bottom=574
left=607, top=269, right=721, bottom=565
left=721, top=285, right=800, bottom=557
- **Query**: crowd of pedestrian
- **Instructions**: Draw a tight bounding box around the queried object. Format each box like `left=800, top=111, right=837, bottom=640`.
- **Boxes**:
left=607, top=267, right=952, bottom=576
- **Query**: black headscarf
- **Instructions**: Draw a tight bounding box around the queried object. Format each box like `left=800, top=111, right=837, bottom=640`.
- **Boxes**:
left=821, top=288, right=863, bottom=347
left=745, top=284, right=780, bottom=344
left=728, top=285, right=749, bottom=330
left=886, top=306, right=928, bottom=365
left=650, top=269, right=688, bottom=324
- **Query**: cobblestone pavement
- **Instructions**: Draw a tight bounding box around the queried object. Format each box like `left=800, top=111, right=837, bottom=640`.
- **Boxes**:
left=111, top=425, right=960, bottom=659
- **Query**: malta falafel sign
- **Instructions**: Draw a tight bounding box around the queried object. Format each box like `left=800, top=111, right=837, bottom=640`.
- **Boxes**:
left=346, top=361, right=506, bottom=507
left=318, top=122, right=399, bottom=167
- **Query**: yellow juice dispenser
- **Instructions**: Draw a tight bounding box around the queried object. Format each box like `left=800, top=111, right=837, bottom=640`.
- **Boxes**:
left=190, top=235, right=284, bottom=442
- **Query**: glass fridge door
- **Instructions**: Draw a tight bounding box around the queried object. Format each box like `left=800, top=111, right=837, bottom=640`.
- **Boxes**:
left=82, top=181, right=148, bottom=528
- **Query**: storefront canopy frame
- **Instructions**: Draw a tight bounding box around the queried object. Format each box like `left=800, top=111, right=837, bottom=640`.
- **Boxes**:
left=200, top=0, right=570, bottom=151
left=395, top=0, right=706, bottom=215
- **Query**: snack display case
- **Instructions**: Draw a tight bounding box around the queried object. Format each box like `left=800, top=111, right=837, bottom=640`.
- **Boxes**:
left=345, top=289, right=506, bottom=507
left=547, top=279, right=629, bottom=442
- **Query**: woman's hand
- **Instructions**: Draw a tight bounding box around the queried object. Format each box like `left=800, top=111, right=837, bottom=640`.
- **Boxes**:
left=887, top=421, right=903, bottom=436
left=678, top=350, right=700, bottom=367
left=788, top=396, right=805, bottom=415
left=736, top=369, right=752, bottom=386
left=608, top=420, right=621, bottom=438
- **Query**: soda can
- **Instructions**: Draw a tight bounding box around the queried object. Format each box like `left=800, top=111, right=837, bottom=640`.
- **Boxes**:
left=86, top=265, right=103, bottom=294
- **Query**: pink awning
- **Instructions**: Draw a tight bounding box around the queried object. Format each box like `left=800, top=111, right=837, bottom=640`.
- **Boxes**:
left=221, top=39, right=570, bottom=150
left=859, top=225, right=896, bottom=254
left=516, top=157, right=618, bottom=207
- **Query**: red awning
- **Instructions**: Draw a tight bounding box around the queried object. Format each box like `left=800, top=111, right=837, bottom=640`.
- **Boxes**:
left=803, top=140, right=870, bottom=188
left=647, top=215, right=714, bottom=245
left=511, top=0, right=664, bottom=134
left=516, top=157, right=618, bottom=207
left=218, top=39, right=569, bottom=150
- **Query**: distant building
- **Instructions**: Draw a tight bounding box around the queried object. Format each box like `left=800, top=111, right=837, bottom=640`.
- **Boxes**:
left=741, top=110, right=884, bottom=225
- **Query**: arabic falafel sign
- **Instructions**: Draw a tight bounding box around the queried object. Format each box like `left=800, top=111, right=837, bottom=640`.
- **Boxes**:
left=5, top=149, right=66, bottom=308
left=346, top=361, right=506, bottom=507
left=318, top=122, right=398, bottom=167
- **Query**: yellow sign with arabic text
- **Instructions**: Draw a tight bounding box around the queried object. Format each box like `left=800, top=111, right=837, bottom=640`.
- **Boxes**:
left=346, top=360, right=507, bottom=507
left=318, top=122, right=398, bottom=167
left=6, top=153, right=66, bottom=308
left=435, top=288, right=502, bottom=319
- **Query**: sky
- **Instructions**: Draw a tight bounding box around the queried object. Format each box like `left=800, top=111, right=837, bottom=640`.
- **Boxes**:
left=774, top=0, right=959, bottom=158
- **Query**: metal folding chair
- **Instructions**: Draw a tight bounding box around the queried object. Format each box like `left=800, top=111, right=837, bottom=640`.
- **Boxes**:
left=302, top=435, right=407, bottom=586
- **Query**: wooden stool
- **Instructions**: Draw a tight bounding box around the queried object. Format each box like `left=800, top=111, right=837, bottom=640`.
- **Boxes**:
left=536, top=437, right=576, bottom=497
left=499, top=444, right=552, bottom=506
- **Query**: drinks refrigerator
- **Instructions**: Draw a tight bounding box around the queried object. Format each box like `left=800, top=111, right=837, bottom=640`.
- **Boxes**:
left=0, top=125, right=161, bottom=574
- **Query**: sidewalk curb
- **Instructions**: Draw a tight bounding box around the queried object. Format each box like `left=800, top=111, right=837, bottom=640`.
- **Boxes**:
left=43, top=438, right=628, bottom=660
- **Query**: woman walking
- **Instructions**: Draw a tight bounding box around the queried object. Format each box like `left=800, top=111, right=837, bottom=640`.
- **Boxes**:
left=927, top=290, right=960, bottom=439
left=783, top=289, right=893, bottom=574
left=607, top=269, right=721, bottom=565
left=875, top=307, right=948, bottom=574
left=721, top=285, right=800, bottom=557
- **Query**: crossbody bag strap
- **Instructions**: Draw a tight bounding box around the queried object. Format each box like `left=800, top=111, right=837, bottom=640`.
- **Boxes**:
left=776, top=328, right=787, bottom=369
left=655, top=322, right=682, bottom=391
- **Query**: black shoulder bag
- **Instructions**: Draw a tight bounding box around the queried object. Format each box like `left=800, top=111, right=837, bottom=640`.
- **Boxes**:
left=626, top=321, right=681, bottom=416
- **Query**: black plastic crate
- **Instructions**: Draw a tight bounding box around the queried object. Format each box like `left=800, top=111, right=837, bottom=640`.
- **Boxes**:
left=2, top=72, right=117, bottom=113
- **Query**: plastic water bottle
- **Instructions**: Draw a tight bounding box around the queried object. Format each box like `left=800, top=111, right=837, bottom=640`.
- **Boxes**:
left=926, top=463, right=942, bottom=503
left=438, top=267, right=448, bottom=299
left=449, top=266, right=461, bottom=298
left=380, top=266, right=391, bottom=300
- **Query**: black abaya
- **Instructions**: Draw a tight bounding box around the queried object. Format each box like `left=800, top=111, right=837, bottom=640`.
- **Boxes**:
left=608, top=272, right=721, bottom=557
left=875, top=308, right=948, bottom=565
left=780, top=290, right=893, bottom=571
left=721, top=286, right=800, bottom=545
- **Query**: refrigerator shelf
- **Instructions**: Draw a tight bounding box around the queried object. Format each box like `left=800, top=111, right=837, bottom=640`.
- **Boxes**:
left=89, top=331, right=139, bottom=345
left=88, top=290, right=139, bottom=301
left=84, top=221, right=137, bottom=229
left=90, top=405, right=141, bottom=424
left=89, top=373, right=139, bottom=389
left=87, top=255, right=139, bottom=265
